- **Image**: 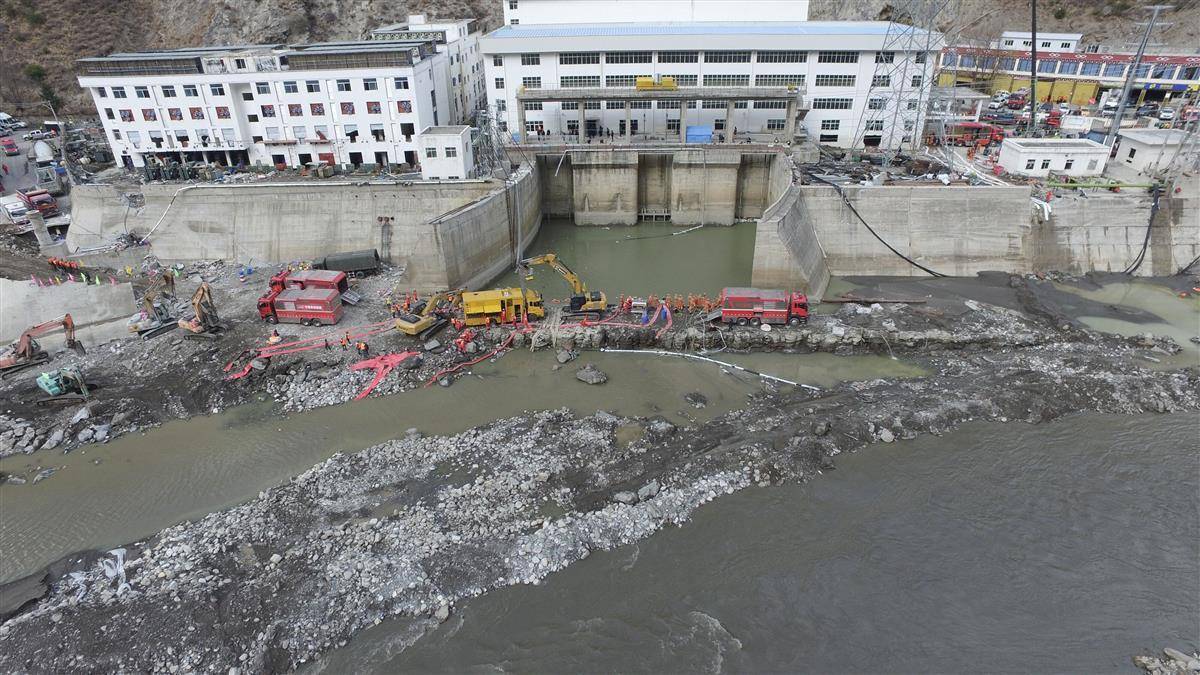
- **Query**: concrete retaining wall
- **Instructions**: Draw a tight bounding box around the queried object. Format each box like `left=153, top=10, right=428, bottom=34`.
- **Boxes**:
left=572, top=151, right=638, bottom=226
left=1034, top=192, right=1199, bottom=276
left=67, top=170, right=543, bottom=293
left=806, top=185, right=1033, bottom=277
left=538, top=155, right=574, bottom=218
left=0, top=278, right=135, bottom=348
left=735, top=154, right=775, bottom=220
left=751, top=183, right=831, bottom=298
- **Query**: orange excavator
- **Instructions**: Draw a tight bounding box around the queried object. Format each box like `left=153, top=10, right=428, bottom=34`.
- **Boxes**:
left=0, top=314, right=86, bottom=379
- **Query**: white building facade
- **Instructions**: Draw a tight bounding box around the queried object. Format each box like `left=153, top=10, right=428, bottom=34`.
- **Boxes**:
left=419, top=126, right=475, bottom=179
left=992, top=31, right=1082, bottom=53
left=371, top=15, right=486, bottom=125
left=502, top=0, right=810, bottom=25
left=996, top=138, right=1109, bottom=178
left=77, top=41, right=450, bottom=170
left=1117, top=128, right=1193, bottom=174
left=480, top=21, right=942, bottom=148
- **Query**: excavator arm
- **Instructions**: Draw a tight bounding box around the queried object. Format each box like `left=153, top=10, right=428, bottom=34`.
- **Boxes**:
left=15, top=314, right=83, bottom=358
left=419, top=290, right=462, bottom=317
left=520, top=254, right=587, bottom=295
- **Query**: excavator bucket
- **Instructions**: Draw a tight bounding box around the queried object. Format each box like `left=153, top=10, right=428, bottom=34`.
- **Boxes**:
left=69, top=340, right=86, bottom=356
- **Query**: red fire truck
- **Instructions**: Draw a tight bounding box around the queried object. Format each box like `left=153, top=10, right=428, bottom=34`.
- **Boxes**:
left=717, top=287, right=809, bottom=326
left=267, top=269, right=347, bottom=294
left=257, top=287, right=343, bottom=326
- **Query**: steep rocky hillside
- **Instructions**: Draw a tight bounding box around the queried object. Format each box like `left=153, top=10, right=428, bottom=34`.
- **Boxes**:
left=1, top=0, right=1196, bottom=116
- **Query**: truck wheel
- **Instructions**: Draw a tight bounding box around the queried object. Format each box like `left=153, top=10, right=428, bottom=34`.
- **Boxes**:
left=750, top=317, right=761, bottom=326
left=736, top=317, right=748, bottom=326
left=265, top=315, right=278, bottom=324
left=312, top=319, right=323, bottom=327
left=788, top=317, right=801, bottom=326
left=301, top=318, right=312, bottom=326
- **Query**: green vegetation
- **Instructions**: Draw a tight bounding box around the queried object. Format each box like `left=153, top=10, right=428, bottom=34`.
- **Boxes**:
left=23, top=62, right=61, bottom=112
left=1053, top=7, right=1067, bottom=20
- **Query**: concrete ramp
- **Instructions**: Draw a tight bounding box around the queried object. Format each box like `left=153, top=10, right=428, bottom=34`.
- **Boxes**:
left=0, top=278, right=135, bottom=348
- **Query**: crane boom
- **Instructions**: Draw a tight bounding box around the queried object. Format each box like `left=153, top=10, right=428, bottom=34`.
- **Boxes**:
left=518, top=253, right=607, bottom=314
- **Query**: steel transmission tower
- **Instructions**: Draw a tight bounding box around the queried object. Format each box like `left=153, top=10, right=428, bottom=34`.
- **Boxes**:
left=853, top=0, right=950, bottom=164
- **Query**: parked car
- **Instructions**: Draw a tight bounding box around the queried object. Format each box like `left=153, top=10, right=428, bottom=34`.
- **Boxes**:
left=993, top=89, right=1011, bottom=100
left=1, top=137, right=19, bottom=156
left=23, top=130, right=49, bottom=141
left=0, top=126, right=11, bottom=138
left=1159, top=107, right=1176, bottom=121
left=6, top=120, right=27, bottom=129
left=987, top=99, right=1006, bottom=110
left=0, top=195, right=30, bottom=226
left=1135, top=104, right=1160, bottom=117
left=983, top=111, right=1018, bottom=125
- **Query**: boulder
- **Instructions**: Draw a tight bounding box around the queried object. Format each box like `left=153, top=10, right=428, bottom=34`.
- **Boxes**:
left=575, top=364, right=608, bottom=385
left=612, top=491, right=638, bottom=505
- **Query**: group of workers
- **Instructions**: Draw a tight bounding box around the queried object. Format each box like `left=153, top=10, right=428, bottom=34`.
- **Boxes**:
left=616, top=293, right=720, bottom=314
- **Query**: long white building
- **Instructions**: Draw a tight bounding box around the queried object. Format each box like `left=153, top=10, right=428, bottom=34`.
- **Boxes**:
left=370, top=14, right=487, bottom=125
left=77, top=40, right=450, bottom=170
left=480, top=20, right=942, bottom=147
left=502, top=0, right=810, bottom=25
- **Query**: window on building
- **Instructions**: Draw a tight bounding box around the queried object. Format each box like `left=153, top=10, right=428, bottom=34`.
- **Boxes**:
left=1127, top=147, right=1137, bottom=159
left=821, top=119, right=840, bottom=130
left=520, top=53, right=540, bottom=66
left=293, top=126, right=307, bottom=141
left=390, top=77, right=408, bottom=91
left=701, top=100, right=727, bottom=109
left=180, top=84, right=196, bottom=97
left=112, top=86, right=127, bottom=98
left=664, top=74, right=698, bottom=86
left=425, top=147, right=438, bottom=158
left=495, top=77, right=505, bottom=88
left=907, top=99, right=919, bottom=110
left=344, top=124, right=358, bottom=142
left=310, top=102, right=325, bottom=116
left=1058, top=61, right=1079, bottom=75
left=1060, top=42, right=1071, bottom=48
left=498, top=121, right=508, bottom=132
left=755, top=74, right=805, bottom=87
left=1064, top=159, right=1074, bottom=170
left=216, top=106, right=230, bottom=119
left=605, top=75, right=645, bottom=87
left=757, top=50, right=806, bottom=63
left=255, top=82, right=269, bottom=95
left=605, top=51, right=652, bottom=64
left=702, top=74, right=750, bottom=87
left=141, top=108, right=155, bottom=121
left=232, top=57, right=246, bottom=69
left=1087, top=159, right=1098, bottom=170
left=336, top=79, right=351, bottom=92
left=908, top=75, right=921, bottom=87
left=134, top=86, right=149, bottom=98
left=168, top=108, right=183, bottom=120
left=190, top=107, right=204, bottom=119
left=523, top=102, right=542, bottom=111
left=161, top=85, right=176, bottom=98
left=560, top=52, right=601, bottom=65
left=916, top=51, right=929, bottom=64
left=630, top=101, right=651, bottom=109
left=340, top=102, right=355, bottom=115
left=242, top=92, right=254, bottom=102
left=658, top=50, right=699, bottom=63
left=875, top=51, right=895, bottom=64
left=493, top=55, right=503, bottom=67
left=812, top=98, right=853, bottom=110
left=104, top=108, right=114, bottom=120
left=305, top=80, right=320, bottom=93
left=1041, top=41, right=1051, bottom=47
left=260, top=104, right=275, bottom=118
left=519, top=76, right=540, bottom=88
left=766, top=119, right=786, bottom=130
left=819, top=133, right=839, bottom=143
left=868, top=97, right=885, bottom=110
left=363, top=78, right=378, bottom=91
left=1103, top=63, right=1126, bottom=77
left=815, top=74, right=855, bottom=87
left=753, top=100, right=787, bottom=109
left=286, top=103, right=302, bottom=117
left=666, top=119, right=680, bottom=132
left=1181, top=66, right=1200, bottom=81
left=865, top=120, right=884, bottom=131
left=494, top=100, right=504, bottom=112
left=509, top=0, right=517, bottom=8
left=1079, top=62, right=1101, bottom=76
left=1151, top=64, right=1176, bottom=79
left=1039, top=60, right=1058, bottom=74
left=445, top=146, right=457, bottom=157
left=561, top=75, right=601, bottom=87
left=1025, top=159, right=1035, bottom=170
left=247, top=114, right=259, bottom=123
left=998, top=57, right=1015, bottom=70
left=510, top=19, right=519, bottom=25
left=1018, top=58, right=1032, bottom=71
left=817, top=51, right=858, bottom=63
left=210, top=84, right=225, bottom=96
left=369, top=123, right=384, bottom=141
left=283, top=81, right=298, bottom=93
left=1003, top=39, right=1015, bottom=46
left=872, top=75, right=890, bottom=87
left=1041, top=159, right=1051, bottom=169
left=704, top=51, right=751, bottom=63
left=97, top=87, right=108, bottom=98
left=561, top=101, right=578, bottom=110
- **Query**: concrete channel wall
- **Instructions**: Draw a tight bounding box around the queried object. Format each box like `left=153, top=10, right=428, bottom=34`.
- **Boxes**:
left=0, top=278, right=135, bottom=347
left=751, top=157, right=831, bottom=298
left=67, top=168, right=543, bottom=292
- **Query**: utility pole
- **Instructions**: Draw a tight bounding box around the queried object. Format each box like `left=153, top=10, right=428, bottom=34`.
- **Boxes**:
left=1027, top=0, right=1038, bottom=137
left=1104, top=4, right=1174, bottom=147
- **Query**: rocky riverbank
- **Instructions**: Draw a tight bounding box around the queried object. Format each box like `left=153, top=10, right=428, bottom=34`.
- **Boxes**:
left=2, top=338, right=1196, bottom=671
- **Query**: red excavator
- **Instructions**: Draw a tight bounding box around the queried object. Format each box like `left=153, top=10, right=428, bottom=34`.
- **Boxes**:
left=0, top=314, right=86, bottom=379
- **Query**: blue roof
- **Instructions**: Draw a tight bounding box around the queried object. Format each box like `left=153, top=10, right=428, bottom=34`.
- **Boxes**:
left=488, top=21, right=925, bottom=39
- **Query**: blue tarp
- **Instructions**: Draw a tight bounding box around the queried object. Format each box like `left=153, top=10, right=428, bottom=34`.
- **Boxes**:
left=685, top=125, right=713, bottom=144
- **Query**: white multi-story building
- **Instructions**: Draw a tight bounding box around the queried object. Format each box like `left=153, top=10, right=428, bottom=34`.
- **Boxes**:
left=371, top=15, right=487, bottom=124
left=77, top=40, right=450, bottom=170
left=480, top=19, right=942, bottom=148
left=502, top=0, right=810, bottom=25
left=992, top=31, right=1083, bottom=53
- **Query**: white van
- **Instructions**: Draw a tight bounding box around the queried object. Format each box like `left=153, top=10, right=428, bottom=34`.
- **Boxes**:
left=0, top=194, right=30, bottom=226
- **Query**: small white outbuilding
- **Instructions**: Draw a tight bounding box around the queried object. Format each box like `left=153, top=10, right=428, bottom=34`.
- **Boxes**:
left=419, top=126, right=475, bottom=181
left=997, top=138, right=1110, bottom=178
left=1116, top=128, right=1190, bottom=174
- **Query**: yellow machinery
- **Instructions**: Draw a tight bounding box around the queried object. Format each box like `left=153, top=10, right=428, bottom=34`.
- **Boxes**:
left=178, top=282, right=225, bottom=340
left=519, top=253, right=608, bottom=314
left=636, top=76, right=677, bottom=91
left=461, top=288, right=545, bottom=327
left=395, top=290, right=461, bottom=337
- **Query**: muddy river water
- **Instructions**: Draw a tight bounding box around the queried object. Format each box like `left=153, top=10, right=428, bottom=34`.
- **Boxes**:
left=318, top=412, right=1198, bottom=673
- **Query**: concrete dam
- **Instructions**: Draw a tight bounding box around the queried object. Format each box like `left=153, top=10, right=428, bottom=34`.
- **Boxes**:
left=66, top=147, right=1198, bottom=297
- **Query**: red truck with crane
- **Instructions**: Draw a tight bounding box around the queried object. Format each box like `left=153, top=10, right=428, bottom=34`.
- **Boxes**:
left=717, top=287, right=810, bottom=326
left=256, top=268, right=358, bottom=325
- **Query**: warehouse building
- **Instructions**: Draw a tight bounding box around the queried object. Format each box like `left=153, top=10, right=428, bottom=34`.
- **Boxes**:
left=480, top=19, right=942, bottom=147
left=77, top=40, right=450, bottom=170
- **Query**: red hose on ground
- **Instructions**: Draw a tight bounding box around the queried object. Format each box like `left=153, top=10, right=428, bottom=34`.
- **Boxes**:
left=349, top=351, right=420, bottom=400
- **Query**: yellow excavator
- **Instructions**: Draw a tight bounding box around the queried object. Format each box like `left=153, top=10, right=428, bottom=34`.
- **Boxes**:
left=178, top=282, right=225, bottom=340
left=394, top=290, right=461, bottom=337
left=519, top=253, right=607, bottom=314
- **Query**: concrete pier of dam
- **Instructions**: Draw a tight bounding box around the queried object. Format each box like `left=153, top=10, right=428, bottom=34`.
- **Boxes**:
left=63, top=147, right=1198, bottom=298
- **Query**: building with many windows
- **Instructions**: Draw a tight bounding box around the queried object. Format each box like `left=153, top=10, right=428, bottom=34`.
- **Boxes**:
left=77, top=40, right=450, bottom=170
left=480, top=20, right=941, bottom=148
left=370, top=15, right=486, bottom=125
left=502, top=0, right=810, bottom=25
